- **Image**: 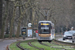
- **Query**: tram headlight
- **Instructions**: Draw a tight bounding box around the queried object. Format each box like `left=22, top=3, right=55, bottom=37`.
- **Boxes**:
left=39, top=34, right=40, bottom=36
left=49, top=34, right=51, bottom=36
left=54, top=34, right=55, bottom=36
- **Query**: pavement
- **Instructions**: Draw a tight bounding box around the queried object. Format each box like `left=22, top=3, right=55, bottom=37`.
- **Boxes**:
left=0, top=37, right=36, bottom=50
left=56, top=34, right=72, bottom=43
left=0, top=34, right=73, bottom=50
left=0, top=39, right=3, bottom=41
left=57, top=38, right=72, bottom=43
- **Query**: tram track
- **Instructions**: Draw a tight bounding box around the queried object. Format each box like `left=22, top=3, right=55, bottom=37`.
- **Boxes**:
left=28, top=41, right=44, bottom=50
left=16, top=41, right=27, bottom=50
left=16, top=40, right=44, bottom=50
left=39, top=42, right=49, bottom=47
left=38, top=39, right=75, bottom=50
left=53, top=40, right=75, bottom=49
left=39, top=42, right=67, bottom=50
left=12, top=39, right=75, bottom=50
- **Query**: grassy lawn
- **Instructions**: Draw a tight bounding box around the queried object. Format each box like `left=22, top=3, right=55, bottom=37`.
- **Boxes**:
left=20, top=40, right=38, bottom=50
left=42, top=42, right=75, bottom=50
left=9, top=40, right=75, bottom=50
left=31, top=41, right=61, bottom=50
left=9, top=42, right=20, bottom=50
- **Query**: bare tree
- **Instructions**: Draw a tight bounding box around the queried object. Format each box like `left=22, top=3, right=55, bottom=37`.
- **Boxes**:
left=0, top=0, right=2, bottom=38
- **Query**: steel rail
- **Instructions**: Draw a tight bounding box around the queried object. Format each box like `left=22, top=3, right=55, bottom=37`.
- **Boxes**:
left=39, top=39, right=75, bottom=50
left=28, top=41, right=44, bottom=50
left=39, top=42, right=66, bottom=50
left=16, top=41, right=27, bottom=50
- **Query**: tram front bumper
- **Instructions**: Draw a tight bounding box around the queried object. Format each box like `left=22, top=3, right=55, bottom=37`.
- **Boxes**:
left=38, top=37, right=52, bottom=40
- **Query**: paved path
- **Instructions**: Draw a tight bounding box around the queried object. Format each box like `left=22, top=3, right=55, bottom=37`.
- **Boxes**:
left=55, top=34, right=72, bottom=43
left=0, top=38, right=36, bottom=50
left=0, top=39, right=17, bottom=50
left=57, top=38, right=72, bottom=43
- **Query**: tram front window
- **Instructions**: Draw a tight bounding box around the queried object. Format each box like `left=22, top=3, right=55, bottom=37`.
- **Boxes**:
left=40, top=27, right=50, bottom=34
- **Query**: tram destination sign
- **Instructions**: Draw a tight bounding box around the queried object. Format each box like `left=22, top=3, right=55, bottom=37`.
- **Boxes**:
left=41, top=23, right=49, bottom=25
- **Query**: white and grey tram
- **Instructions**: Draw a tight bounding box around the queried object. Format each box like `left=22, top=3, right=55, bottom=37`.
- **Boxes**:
left=38, top=21, right=55, bottom=42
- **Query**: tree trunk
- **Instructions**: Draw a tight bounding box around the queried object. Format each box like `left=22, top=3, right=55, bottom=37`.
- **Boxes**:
left=1, top=20, right=5, bottom=39
left=32, top=8, right=35, bottom=37
left=0, top=0, right=2, bottom=38
left=9, top=4, right=16, bottom=38
left=16, top=1, right=22, bottom=38
left=16, top=22, right=21, bottom=38
left=1, top=1, right=9, bottom=39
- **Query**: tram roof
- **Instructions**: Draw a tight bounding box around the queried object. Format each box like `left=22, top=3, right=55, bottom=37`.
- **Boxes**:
left=39, top=21, right=54, bottom=26
left=39, top=21, right=52, bottom=23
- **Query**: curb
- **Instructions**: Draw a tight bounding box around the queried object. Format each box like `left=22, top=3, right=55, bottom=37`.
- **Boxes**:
left=6, top=45, right=11, bottom=50
left=6, top=45, right=9, bottom=50
left=0, top=39, right=3, bottom=42
left=8, top=45, right=11, bottom=50
left=54, top=39, right=75, bottom=46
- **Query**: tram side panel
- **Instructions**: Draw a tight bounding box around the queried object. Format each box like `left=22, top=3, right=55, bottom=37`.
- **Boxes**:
left=51, top=29, right=55, bottom=40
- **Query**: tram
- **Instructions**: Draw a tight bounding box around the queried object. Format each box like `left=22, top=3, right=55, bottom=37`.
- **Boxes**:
left=38, top=21, right=55, bottom=42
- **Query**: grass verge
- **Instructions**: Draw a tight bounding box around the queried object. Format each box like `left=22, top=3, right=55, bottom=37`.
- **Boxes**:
left=42, top=42, right=75, bottom=50
left=9, top=40, right=75, bottom=50
left=31, top=41, right=61, bottom=50
left=9, top=42, right=20, bottom=50
left=20, top=40, right=38, bottom=50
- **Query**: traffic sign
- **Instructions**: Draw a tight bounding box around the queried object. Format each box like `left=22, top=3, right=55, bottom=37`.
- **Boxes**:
left=35, top=30, right=38, bottom=33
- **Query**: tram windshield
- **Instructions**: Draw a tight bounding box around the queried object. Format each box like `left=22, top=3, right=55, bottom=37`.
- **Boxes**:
left=38, top=22, right=52, bottom=34
left=41, top=28, right=49, bottom=33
